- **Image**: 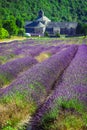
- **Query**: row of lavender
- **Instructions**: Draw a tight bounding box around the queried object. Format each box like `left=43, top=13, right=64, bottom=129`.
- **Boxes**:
left=0, top=56, right=38, bottom=88
left=0, top=45, right=78, bottom=106
left=0, top=40, right=87, bottom=130
left=1, top=38, right=86, bottom=59
left=0, top=39, right=70, bottom=64
left=0, top=40, right=71, bottom=89
left=31, top=44, right=87, bottom=130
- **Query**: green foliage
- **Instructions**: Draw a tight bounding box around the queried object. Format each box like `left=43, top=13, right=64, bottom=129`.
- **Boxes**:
left=81, top=24, right=87, bottom=36
left=18, top=28, right=25, bottom=36
left=0, top=20, right=2, bottom=28
left=0, top=91, right=37, bottom=129
left=0, top=91, right=28, bottom=104
left=0, top=56, right=8, bottom=64
left=3, top=20, right=18, bottom=36
left=44, top=32, right=49, bottom=37
left=41, top=98, right=87, bottom=130
left=76, top=23, right=87, bottom=36
left=0, top=0, right=87, bottom=23
left=2, top=125, right=17, bottom=130
left=0, top=28, right=9, bottom=39
left=0, top=73, right=11, bottom=87
left=42, top=106, right=59, bottom=124
left=76, top=22, right=83, bottom=34
left=29, top=81, right=46, bottom=93
left=28, top=81, right=46, bottom=101
left=16, top=18, right=24, bottom=28
left=62, top=115, right=84, bottom=130
left=0, top=54, right=16, bottom=64
left=56, top=32, right=60, bottom=37
left=59, top=99, right=85, bottom=113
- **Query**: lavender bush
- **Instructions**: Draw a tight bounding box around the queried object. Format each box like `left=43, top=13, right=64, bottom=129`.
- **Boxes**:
left=0, top=45, right=78, bottom=105
left=44, top=44, right=70, bottom=55
left=0, top=56, right=38, bottom=87
left=13, top=44, right=47, bottom=57
left=31, top=44, right=87, bottom=129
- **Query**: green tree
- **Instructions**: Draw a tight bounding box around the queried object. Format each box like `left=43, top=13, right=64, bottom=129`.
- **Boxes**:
left=0, top=19, right=2, bottom=28
left=56, top=32, right=60, bottom=37
left=18, top=28, right=25, bottom=36
left=76, top=22, right=87, bottom=36
left=44, top=32, right=49, bottom=37
left=76, top=22, right=83, bottom=34
left=1, top=0, right=87, bottom=23
left=3, top=20, right=18, bottom=36
left=0, top=28, right=9, bottom=39
left=81, top=24, right=87, bottom=36
left=16, top=18, right=24, bottom=28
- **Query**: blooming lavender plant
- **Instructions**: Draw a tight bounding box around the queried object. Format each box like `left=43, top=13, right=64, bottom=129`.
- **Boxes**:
left=44, top=44, right=70, bottom=55
left=0, top=56, right=38, bottom=87
left=14, top=44, right=49, bottom=57
left=0, top=40, right=36, bottom=56
left=0, top=45, right=78, bottom=105
left=31, top=44, right=87, bottom=129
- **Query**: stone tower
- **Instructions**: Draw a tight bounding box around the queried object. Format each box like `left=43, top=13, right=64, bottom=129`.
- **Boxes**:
left=38, top=10, right=44, bottom=18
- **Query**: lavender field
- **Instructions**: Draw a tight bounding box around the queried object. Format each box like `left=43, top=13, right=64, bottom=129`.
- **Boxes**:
left=0, top=38, right=87, bottom=130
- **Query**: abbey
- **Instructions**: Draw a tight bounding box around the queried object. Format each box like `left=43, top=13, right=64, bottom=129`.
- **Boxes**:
left=25, top=10, right=78, bottom=36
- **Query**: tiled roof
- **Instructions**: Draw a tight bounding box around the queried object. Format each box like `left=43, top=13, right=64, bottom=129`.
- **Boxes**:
left=47, top=22, right=78, bottom=28
left=26, top=21, right=45, bottom=28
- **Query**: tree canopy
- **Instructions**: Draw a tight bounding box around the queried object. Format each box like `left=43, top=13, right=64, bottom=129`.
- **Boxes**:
left=0, top=0, right=87, bottom=22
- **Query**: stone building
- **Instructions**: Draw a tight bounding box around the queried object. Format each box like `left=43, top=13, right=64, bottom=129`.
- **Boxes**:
left=25, top=10, right=78, bottom=36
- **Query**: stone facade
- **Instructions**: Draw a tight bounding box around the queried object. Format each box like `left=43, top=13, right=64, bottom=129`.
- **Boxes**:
left=25, top=10, right=78, bottom=36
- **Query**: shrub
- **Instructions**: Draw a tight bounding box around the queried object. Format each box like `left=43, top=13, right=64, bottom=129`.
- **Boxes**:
left=18, top=28, right=25, bottom=36
left=44, top=32, right=49, bottom=37
left=0, top=28, right=9, bottom=39
left=1, top=45, right=78, bottom=114
left=81, top=24, right=87, bottom=36
left=76, top=22, right=87, bottom=36
left=76, top=22, right=83, bottom=35
left=0, top=56, right=38, bottom=87
left=56, top=32, right=60, bottom=37
left=16, top=18, right=24, bottom=28
left=31, top=44, right=87, bottom=129
left=3, top=20, right=18, bottom=36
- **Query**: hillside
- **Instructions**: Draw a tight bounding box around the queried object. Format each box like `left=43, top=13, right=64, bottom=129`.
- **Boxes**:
left=0, top=0, right=87, bottom=22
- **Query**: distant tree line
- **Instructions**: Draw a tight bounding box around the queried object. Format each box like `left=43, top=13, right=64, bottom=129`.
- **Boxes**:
left=1, top=0, right=87, bottom=22
left=0, top=17, right=25, bottom=39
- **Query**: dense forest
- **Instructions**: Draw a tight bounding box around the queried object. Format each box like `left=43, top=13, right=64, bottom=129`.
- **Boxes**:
left=0, top=0, right=87, bottom=22
left=0, top=0, right=87, bottom=38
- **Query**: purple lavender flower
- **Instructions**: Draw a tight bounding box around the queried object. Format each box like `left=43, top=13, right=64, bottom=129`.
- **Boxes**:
left=31, top=44, right=87, bottom=129
left=13, top=44, right=47, bottom=57
left=50, top=44, right=87, bottom=103
left=0, top=45, right=78, bottom=104
left=0, top=56, right=38, bottom=87
left=44, top=44, right=70, bottom=55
